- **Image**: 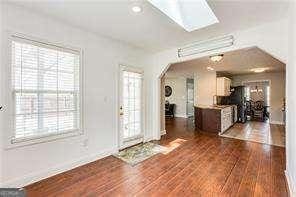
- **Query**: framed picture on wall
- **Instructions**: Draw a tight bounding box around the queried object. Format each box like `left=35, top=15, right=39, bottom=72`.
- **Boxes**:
left=165, top=86, right=172, bottom=97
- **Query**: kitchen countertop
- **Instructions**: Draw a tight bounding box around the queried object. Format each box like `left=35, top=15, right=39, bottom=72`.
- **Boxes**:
left=195, top=105, right=234, bottom=110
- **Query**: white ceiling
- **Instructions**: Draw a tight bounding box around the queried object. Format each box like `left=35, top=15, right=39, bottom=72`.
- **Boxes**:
left=167, top=47, right=286, bottom=77
left=5, top=0, right=290, bottom=52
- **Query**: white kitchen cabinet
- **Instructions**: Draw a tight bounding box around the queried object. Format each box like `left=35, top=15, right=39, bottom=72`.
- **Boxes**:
left=216, top=77, right=231, bottom=96
left=220, top=106, right=232, bottom=133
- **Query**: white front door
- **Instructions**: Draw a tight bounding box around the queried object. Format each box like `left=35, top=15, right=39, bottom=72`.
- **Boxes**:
left=119, top=66, right=144, bottom=149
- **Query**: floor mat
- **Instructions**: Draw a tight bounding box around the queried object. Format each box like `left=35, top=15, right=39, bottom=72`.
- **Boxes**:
left=113, top=142, right=168, bottom=166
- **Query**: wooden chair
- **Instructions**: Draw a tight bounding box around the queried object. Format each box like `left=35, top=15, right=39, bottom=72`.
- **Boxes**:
left=253, top=100, right=265, bottom=121
left=246, top=100, right=254, bottom=119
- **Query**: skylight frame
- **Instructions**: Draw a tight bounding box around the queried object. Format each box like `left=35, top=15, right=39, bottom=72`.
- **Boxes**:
left=148, top=0, right=219, bottom=32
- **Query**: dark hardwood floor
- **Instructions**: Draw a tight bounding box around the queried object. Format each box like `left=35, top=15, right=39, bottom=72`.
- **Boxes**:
left=25, top=117, right=288, bottom=196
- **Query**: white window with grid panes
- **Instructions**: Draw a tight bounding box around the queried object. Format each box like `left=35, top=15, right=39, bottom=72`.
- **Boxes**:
left=11, top=35, right=82, bottom=143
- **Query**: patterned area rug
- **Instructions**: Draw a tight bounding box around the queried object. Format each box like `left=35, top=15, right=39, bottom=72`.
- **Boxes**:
left=113, top=142, right=168, bottom=166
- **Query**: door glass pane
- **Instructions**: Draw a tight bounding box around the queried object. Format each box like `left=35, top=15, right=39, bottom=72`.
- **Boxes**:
left=122, top=70, right=142, bottom=139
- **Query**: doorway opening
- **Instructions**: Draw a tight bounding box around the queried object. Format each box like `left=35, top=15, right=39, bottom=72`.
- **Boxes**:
left=159, top=46, right=286, bottom=147
left=243, top=80, right=271, bottom=122
left=160, top=68, right=197, bottom=141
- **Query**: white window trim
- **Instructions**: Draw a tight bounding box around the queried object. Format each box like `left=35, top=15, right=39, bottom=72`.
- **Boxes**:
left=5, top=32, right=84, bottom=149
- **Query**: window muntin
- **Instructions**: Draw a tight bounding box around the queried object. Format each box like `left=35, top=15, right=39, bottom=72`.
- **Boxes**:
left=11, top=37, right=81, bottom=142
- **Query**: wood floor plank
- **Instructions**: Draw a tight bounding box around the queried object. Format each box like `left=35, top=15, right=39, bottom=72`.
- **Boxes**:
left=220, top=142, right=253, bottom=196
left=24, top=118, right=288, bottom=197
left=236, top=142, right=262, bottom=196
left=271, top=146, right=288, bottom=196
left=167, top=138, right=239, bottom=196
left=50, top=136, right=210, bottom=196
left=104, top=137, right=216, bottom=196
left=186, top=139, right=241, bottom=196
left=149, top=138, right=224, bottom=196
left=193, top=139, right=242, bottom=195
left=135, top=138, right=221, bottom=196
left=254, top=144, right=272, bottom=196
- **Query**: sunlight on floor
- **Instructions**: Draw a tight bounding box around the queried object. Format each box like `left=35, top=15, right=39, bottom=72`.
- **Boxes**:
left=163, top=138, right=187, bottom=154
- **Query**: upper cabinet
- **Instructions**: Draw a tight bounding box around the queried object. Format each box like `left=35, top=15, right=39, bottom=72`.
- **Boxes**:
left=216, top=77, right=231, bottom=96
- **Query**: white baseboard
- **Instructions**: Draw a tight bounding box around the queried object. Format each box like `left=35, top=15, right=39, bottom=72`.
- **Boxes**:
left=161, top=130, right=166, bottom=136
left=285, top=170, right=296, bottom=196
left=1, top=147, right=118, bottom=188
left=270, top=121, right=285, bottom=125
left=144, top=136, right=152, bottom=142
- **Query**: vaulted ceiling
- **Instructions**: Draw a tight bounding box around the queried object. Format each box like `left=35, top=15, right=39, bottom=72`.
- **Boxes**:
left=5, top=0, right=290, bottom=52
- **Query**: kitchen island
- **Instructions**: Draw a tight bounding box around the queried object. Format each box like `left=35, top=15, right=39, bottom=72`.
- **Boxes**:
left=194, top=105, right=237, bottom=134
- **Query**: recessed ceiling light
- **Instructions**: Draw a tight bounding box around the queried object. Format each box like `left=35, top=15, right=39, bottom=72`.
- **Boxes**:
left=207, top=66, right=214, bottom=71
left=250, top=67, right=269, bottom=73
left=132, top=5, right=142, bottom=13
left=210, top=54, right=224, bottom=62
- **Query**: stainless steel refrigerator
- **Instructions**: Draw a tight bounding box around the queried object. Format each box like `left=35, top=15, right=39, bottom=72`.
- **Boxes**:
left=229, top=86, right=247, bottom=123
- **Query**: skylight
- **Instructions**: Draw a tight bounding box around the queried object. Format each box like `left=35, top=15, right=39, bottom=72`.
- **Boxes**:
left=148, top=0, right=219, bottom=32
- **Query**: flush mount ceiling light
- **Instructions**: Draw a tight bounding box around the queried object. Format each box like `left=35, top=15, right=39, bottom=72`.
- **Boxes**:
left=148, top=0, right=218, bottom=32
left=132, top=5, right=142, bottom=13
left=207, top=66, right=214, bottom=71
left=250, top=67, right=269, bottom=73
left=210, top=54, right=224, bottom=62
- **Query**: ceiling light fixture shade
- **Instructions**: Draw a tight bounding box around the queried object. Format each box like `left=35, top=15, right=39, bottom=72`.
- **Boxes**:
left=178, top=35, right=234, bottom=57
left=250, top=67, right=269, bottom=73
left=207, top=66, right=214, bottom=71
left=210, top=54, right=224, bottom=62
left=132, top=5, right=142, bottom=13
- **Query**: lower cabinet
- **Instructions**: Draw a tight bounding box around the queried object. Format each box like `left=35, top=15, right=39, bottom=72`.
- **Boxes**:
left=195, top=106, right=234, bottom=134
left=221, top=107, right=233, bottom=133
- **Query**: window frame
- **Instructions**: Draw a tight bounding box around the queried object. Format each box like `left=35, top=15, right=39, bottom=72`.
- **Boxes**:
left=6, top=33, right=84, bottom=148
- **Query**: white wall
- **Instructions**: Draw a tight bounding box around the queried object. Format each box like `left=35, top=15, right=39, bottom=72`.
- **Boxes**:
left=0, top=3, right=150, bottom=187
left=231, top=72, right=286, bottom=124
left=0, top=1, right=3, bottom=186
left=164, top=76, right=187, bottom=117
left=286, top=1, right=296, bottom=195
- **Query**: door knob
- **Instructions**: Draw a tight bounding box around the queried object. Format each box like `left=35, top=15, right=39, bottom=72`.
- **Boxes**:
left=119, top=106, right=124, bottom=115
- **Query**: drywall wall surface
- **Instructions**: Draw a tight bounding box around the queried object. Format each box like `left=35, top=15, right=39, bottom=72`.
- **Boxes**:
left=164, top=76, right=187, bottom=117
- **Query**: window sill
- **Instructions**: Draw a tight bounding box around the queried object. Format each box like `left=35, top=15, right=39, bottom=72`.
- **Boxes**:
left=6, top=130, right=84, bottom=150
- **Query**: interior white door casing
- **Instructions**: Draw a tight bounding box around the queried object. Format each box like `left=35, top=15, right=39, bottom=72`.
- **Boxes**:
left=118, top=65, right=144, bottom=149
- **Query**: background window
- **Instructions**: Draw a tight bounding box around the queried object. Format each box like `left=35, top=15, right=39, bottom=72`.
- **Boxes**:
left=11, top=37, right=81, bottom=142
